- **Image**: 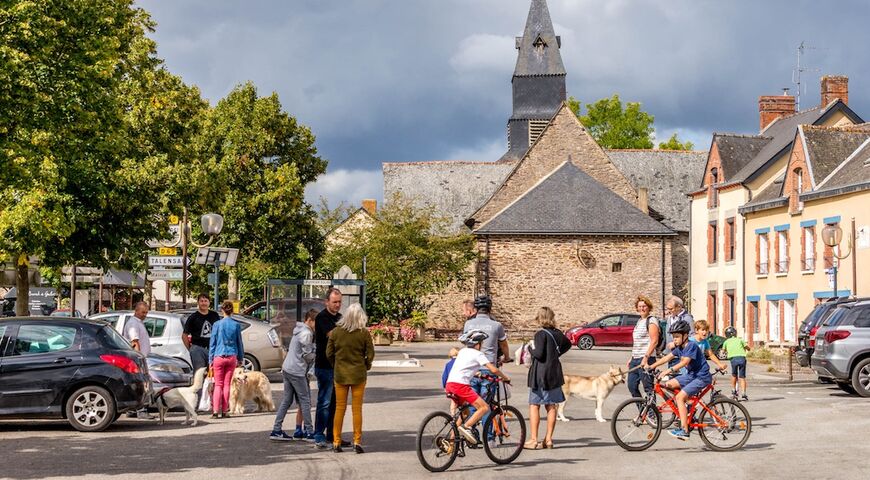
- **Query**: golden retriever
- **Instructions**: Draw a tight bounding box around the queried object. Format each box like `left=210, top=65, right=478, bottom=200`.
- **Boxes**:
left=228, top=367, right=275, bottom=414
left=557, top=365, right=626, bottom=423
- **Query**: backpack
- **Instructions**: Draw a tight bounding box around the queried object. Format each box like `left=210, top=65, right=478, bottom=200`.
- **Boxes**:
left=655, top=316, right=668, bottom=354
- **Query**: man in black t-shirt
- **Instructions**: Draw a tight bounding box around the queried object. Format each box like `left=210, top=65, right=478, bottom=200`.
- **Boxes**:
left=184, top=293, right=220, bottom=372
left=312, top=288, right=343, bottom=448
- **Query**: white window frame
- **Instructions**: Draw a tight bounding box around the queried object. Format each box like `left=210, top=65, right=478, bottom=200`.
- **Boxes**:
left=769, top=301, right=781, bottom=343
left=783, top=299, right=796, bottom=343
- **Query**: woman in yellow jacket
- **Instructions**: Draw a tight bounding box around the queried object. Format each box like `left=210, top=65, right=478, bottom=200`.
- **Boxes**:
left=327, top=303, right=375, bottom=453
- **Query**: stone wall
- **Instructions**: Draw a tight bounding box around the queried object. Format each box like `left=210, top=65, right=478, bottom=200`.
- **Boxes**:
left=672, top=232, right=690, bottom=300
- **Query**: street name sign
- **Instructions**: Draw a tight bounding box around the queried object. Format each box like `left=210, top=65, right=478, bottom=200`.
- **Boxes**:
left=148, top=255, right=191, bottom=267
left=148, top=269, right=191, bottom=281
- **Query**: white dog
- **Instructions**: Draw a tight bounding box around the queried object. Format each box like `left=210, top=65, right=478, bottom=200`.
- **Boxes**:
left=557, top=365, right=626, bottom=423
left=155, top=367, right=207, bottom=426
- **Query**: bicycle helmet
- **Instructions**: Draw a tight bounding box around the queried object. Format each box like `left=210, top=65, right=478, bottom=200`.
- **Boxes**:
left=458, top=329, right=489, bottom=347
left=668, top=319, right=691, bottom=335
left=725, top=326, right=737, bottom=338
left=473, top=295, right=492, bottom=310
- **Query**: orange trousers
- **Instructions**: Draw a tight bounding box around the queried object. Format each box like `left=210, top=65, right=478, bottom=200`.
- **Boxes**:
left=333, top=382, right=366, bottom=446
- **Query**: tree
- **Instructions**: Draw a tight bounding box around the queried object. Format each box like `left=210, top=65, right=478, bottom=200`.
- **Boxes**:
left=185, top=82, right=328, bottom=304
left=657, top=133, right=694, bottom=151
left=0, top=1, right=175, bottom=314
left=569, top=95, right=655, bottom=149
left=321, top=195, right=478, bottom=323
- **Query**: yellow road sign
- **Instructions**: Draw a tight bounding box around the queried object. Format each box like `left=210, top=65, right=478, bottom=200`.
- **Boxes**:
left=158, top=247, right=178, bottom=256
left=169, top=215, right=180, bottom=225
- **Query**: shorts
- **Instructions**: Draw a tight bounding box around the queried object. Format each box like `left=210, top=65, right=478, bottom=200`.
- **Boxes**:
left=675, top=374, right=711, bottom=398
left=529, top=387, right=565, bottom=405
left=731, top=357, right=747, bottom=378
left=445, top=382, right=480, bottom=406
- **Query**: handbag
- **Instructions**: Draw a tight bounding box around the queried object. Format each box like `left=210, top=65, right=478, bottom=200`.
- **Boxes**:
left=198, top=377, right=214, bottom=412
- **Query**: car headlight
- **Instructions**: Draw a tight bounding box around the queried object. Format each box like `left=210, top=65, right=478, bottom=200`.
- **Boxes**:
left=267, top=328, right=280, bottom=348
left=150, top=363, right=184, bottom=374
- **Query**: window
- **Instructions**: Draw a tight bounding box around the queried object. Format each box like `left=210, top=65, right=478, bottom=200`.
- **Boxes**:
left=599, top=316, right=621, bottom=327
left=12, top=325, right=77, bottom=355
left=757, top=233, right=769, bottom=275
left=143, top=316, right=167, bottom=337
left=725, top=218, right=736, bottom=262
left=784, top=299, right=796, bottom=343
left=708, top=221, right=718, bottom=264
left=776, top=230, right=789, bottom=273
left=748, top=301, right=759, bottom=334
left=97, top=325, right=133, bottom=351
left=795, top=168, right=804, bottom=194
left=611, top=262, right=623, bottom=273
left=725, top=290, right=736, bottom=329
left=769, top=301, right=781, bottom=342
left=708, top=168, right=719, bottom=208
left=708, top=292, right=718, bottom=332
left=621, top=315, right=640, bottom=327
left=851, top=307, right=870, bottom=328
left=528, top=120, right=548, bottom=145
left=0, top=325, right=7, bottom=355
left=802, top=226, right=815, bottom=271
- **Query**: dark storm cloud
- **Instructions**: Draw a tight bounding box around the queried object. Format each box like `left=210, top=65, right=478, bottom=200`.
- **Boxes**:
left=138, top=0, right=870, bottom=204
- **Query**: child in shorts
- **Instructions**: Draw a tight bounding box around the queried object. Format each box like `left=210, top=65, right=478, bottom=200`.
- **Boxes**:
left=689, top=320, right=727, bottom=372
left=442, top=347, right=459, bottom=388
left=444, top=329, right=510, bottom=445
left=723, top=327, right=749, bottom=400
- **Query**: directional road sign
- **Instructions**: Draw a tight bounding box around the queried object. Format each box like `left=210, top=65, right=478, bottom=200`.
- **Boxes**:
left=148, top=269, right=191, bottom=281
left=148, top=255, right=191, bottom=268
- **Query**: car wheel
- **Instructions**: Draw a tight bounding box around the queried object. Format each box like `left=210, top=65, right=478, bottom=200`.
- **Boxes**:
left=65, top=385, right=116, bottom=432
left=242, top=354, right=260, bottom=372
left=577, top=335, right=594, bottom=350
left=850, top=358, right=870, bottom=397
left=836, top=382, right=857, bottom=395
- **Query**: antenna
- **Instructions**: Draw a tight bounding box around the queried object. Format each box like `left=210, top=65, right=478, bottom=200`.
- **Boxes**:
left=791, top=41, right=824, bottom=111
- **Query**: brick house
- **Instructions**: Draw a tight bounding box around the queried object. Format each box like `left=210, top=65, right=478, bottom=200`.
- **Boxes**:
left=382, top=0, right=704, bottom=332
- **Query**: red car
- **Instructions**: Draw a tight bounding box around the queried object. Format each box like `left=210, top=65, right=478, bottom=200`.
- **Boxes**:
left=565, top=313, right=641, bottom=350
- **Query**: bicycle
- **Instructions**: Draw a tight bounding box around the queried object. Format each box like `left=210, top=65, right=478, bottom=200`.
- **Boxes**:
left=416, top=375, right=526, bottom=472
left=611, top=369, right=751, bottom=452
left=656, top=370, right=723, bottom=429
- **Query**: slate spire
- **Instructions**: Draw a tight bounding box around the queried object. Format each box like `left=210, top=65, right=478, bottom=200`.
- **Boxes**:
left=501, top=0, right=568, bottom=162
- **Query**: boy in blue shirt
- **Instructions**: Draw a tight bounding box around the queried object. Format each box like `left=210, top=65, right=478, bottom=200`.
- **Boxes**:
left=648, top=319, right=713, bottom=440
left=689, top=320, right=727, bottom=373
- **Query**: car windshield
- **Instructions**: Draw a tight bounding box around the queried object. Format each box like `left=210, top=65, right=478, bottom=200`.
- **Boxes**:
left=823, top=308, right=850, bottom=327
left=585, top=320, right=599, bottom=328
left=801, top=305, right=828, bottom=329
left=98, top=325, right=133, bottom=350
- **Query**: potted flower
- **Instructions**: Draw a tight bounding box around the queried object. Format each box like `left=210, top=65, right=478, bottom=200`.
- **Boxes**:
left=368, top=324, right=393, bottom=346
left=399, top=319, right=417, bottom=343
left=406, top=311, right=427, bottom=342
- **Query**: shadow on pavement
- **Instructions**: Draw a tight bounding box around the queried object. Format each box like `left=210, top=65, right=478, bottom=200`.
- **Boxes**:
left=363, top=386, right=444, bottom=405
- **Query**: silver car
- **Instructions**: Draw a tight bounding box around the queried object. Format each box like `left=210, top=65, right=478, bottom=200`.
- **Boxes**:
left=811, top=298, right=870, bottom=396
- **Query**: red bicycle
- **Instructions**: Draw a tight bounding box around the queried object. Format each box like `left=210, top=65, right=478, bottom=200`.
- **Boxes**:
left=611, top=370, right=751, bottom=451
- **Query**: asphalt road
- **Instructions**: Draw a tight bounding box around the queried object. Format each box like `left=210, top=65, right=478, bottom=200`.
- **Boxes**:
left=1, top=343, right=867, bottom=480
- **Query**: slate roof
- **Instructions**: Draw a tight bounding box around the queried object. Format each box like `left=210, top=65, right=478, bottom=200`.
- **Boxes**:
left=740, top=173, right=787, bottom=213
left=513, top=0, right=566, bottom=77
left=606, top=149, right=706, bottom=232
left=815, top=138, right=870, bottom=190
left=382, top=161, right=514, bottom=233
left=475, top=162, right=674, bottom=236
left=801, top=125, right=870, bottom=185
left=712, top=134, right=771, bottom=186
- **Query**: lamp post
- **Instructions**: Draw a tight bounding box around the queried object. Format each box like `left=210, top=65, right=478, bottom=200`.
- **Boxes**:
left=821, top=221, right=853, bottom=298
left=157, top=207, right=223, bottom=308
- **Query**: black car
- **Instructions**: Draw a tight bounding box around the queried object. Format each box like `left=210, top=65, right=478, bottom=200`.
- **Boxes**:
left=0, top=317, right=151, bottom=431
left=795, top=297, right=852, bottom=369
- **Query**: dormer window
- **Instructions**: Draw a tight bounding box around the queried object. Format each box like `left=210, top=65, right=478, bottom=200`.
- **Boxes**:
left=790, top=167, right=804, bottom=213
left=532, top=36, right=547, bottom=51
left=708, top=167, right=719, bottom=208
left=795, top=168, right=803, bottom=194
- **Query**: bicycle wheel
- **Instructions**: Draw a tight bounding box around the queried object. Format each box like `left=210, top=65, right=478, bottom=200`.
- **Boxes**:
left=482, top=405, right=526, bottom=464
left=611, top=398, right=661, bottom=451
left=697, top=398, right=751, bottom=451
left=416, top=411, right=460, bottom=472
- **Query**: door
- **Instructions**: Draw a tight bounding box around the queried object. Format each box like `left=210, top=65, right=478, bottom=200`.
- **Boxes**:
left=594, top=316, right=622, bottom=345
left=618, top=315, right=641, bottom=346
left=148, top=315, right=191, bottom=365
left=0, top=323, right=81, bottom=414
left=769, top=301, right=781, bottom=343
left=784, top=300, right=796, bottom=343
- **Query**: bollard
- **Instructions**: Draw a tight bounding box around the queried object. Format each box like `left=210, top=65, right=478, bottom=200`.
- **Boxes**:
left=788, top=347, right=794, bottom=382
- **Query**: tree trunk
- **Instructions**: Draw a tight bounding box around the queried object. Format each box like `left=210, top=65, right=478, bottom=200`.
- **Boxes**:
left=228, top=269, right=239, bottom=301
left=15, top=254, right=30, bottom=316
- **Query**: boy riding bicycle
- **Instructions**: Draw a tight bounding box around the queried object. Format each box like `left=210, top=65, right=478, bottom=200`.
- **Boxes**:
left=444, top=329, right=510, bottom=445
left=647, top=319, right=721, bottom=440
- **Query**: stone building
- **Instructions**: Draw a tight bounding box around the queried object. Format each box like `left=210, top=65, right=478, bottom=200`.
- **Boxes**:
left=383, top=0, right=705, bottom=331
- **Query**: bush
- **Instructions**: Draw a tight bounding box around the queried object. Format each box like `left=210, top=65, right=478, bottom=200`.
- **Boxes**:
left=747, top=347, right=773, bottom=364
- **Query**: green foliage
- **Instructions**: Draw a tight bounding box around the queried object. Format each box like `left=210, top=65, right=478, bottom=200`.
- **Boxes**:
left=321, top=195, right=477, bottom=323
left=573, top=95, right=655, bottom=149
left=315, top=197, right=359, bottom=235
left=747, top=347, right=773, bottom=364
left=658, top=133, right=695, bottom=151
left=406, top=310, right=428, bottom=328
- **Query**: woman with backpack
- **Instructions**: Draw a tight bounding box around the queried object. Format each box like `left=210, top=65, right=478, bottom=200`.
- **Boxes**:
left=627, top=296, right=661, bottom=399
left=525, top=307, right=572, bottom=450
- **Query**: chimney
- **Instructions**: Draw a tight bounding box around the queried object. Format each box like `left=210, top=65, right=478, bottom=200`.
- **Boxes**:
left=638, top=188, right=649, bottom=215
left=821, top=75, right=849, bottom=107
left=758, top=94, right=795, bottom=132
left=361, top=199, right=377, bottom=215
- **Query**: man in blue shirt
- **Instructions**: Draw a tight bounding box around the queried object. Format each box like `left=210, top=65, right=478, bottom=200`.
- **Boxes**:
left=648, top=319, right=714, bottom=440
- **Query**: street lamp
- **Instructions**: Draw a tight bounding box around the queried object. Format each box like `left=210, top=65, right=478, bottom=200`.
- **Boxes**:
left=821, top=222, right=853, bottom=298
left=158, top=208, right=224, bottom=307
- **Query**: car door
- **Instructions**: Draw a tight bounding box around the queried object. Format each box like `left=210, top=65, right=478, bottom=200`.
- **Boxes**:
left=618, top=315, right=641, bottom=346
left=595, top=316, right=622, bottom=345
left=0, top=322, right=82, bottom=415
left=146, top=315, right=191, bottom=366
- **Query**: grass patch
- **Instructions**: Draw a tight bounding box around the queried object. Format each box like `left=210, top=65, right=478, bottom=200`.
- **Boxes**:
left=747, top=347, right=773, bottom=364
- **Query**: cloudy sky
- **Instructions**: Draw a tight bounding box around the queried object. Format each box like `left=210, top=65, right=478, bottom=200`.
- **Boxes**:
left=138, top=0, right=870, bottom=208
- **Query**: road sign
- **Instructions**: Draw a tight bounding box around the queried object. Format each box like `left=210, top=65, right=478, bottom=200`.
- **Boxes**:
left=158, top=247, right=179, bottom=256
left=207, top=272, right=217, bottom=286
left=148, top=255, right=190, bottom=267
left=169, top=215, right=180, bottom=225
left=148, top=269, right=191, bottom=281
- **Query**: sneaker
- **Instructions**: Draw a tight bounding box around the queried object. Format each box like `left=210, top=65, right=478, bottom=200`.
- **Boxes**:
left=353, top=444, right=364, bottom=454
left=137, top=410, right=155, bottom=420
left=314, top=441, right=329, bottom=450
left=332, top=444, right=343, bottom=453
left=269, top=430, right=294, bottom=442
left=668, top=428, right=690, bottom=441
left=292, top=427, right=304, bottom=440
left=741, top=394, right=749, bottom=401
left=302, top=432, right=316, bottom=442
left=457, top=425, right=477, bottom=445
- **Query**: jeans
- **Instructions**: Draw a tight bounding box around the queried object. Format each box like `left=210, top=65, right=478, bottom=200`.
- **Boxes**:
left=212, top=356, right=237, bottom=414
left=314, top=368, right=336, bottom=443
left=333, top=382, right=366, bottom=446
left=469, top=374, right=493, bottom=415
left=627, top=357, right=655, bottom=398
left=273, top=372, right=313, bottom=433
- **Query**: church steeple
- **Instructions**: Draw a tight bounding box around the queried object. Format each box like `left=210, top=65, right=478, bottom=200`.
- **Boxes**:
left=501, top=0, right=567, bottom=162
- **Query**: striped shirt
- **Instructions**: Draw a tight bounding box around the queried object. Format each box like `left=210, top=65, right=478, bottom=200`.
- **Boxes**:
left=631, top=316, right=660, bottom=359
